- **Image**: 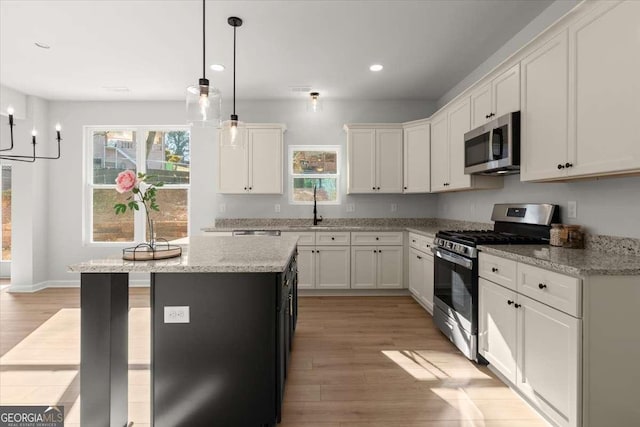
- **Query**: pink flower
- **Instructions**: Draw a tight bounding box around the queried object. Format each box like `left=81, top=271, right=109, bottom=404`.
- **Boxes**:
left=115, top=170, right=137, bottom=193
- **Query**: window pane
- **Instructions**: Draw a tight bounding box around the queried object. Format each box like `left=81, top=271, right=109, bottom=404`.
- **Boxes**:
left=2, top=166, right=11, bottom=261
left=292, top=178, right=337, bottom=202
left=93, top=130, right=137, bottom=184
left=146, top=189, right=188, bottom=241
left=292, top=150, right=337, bottom=174
left=145, top=130, right=190, bottom=185
left=92, top=189, right=134, bottom=242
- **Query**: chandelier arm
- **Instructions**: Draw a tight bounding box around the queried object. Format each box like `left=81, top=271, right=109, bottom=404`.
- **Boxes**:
left=0, top=136, right=61, bottom=161
left=0, top=122, right=15, bottom=151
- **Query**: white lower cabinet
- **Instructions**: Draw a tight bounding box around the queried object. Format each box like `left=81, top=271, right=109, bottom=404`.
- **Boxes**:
left=408, top=246, right=434, bottom=313
left=479, top=254, right=581, bottom=427
left=351, top=246, right=403, bottom=289
left=516, top=294, right=580, bottom=427
left=298, top=246, right=350, bottom=289
left=315, top=246, right=351, bottom=289
left=293, top=232, right=350, bottom=289
left=478, top=278, right=517, bottom=383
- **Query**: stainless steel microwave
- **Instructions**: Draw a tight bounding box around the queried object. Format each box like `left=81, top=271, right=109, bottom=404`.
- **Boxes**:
left=464, top=111, right=520, bottom=175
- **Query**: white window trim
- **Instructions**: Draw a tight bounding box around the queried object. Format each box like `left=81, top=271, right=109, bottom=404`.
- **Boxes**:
left=83, top=125, right=191, bottom=247
left=288, top=145, right=341, bottom=205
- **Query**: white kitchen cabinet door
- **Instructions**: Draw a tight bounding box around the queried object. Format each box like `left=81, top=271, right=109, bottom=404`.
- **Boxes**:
left=351, top=246, right=377, bottom=289
left=470, top=64, right=519, bottom=129
left=347, top=129, right=376, bottom=193
left=478, top=278, right=518, bottom=384
left=470, top=83, right=492, bottom=129
left=249, top=128, right=283, bottom=194
left=568, top=0, right=640, bottom=178
left=217, top=130, right=248, bottom=193
left=422, top=254, right=434, bottom=314
left=430, top=113, right=449, bottom=192
left=520, top=30, right=570, bottom=181
left=447, top=97, right=472, bottom=190
left=403, top=124, right=431, bottom=193
left=408, top=247, right=424, bottom=297
left=315, top=246, right=350, bottom=289
left=516, top=294, right=580, bottom=427
left=376, top=128, right=403, bottom=193
left=296, top=247, right=316, bottom=289
left=492, top=63, right=520, bottom=119
left=377, top=246, right=403, bottom=289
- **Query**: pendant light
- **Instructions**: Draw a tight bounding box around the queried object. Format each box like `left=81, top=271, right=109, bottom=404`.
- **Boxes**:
left=307, top=91, right=322, bottom=112
left=221, top=16, right=245, bottom=148
left=186, top=0, right=221, bottom=127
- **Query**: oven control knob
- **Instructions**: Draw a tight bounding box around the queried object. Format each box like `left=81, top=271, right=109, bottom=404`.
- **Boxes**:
left=461, top=247, right=467, bottom=254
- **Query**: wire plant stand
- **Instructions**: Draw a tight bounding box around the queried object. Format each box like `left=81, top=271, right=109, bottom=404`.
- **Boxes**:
left=122, top=222, right=182, bottom=261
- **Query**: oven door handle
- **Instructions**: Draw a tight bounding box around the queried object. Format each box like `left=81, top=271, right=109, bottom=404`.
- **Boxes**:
left=431, top=247, right=473, bottom=270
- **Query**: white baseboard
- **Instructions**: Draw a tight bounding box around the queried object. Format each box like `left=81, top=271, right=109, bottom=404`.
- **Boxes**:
left=8, top=279, right=151, bottom=292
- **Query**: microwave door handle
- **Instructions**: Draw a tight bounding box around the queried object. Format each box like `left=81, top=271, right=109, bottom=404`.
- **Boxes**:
left=497, top=128, right=504, bottom=158
left=431, top=248, right=473, bottom=270
left=487, top=126, right=495, bottom=161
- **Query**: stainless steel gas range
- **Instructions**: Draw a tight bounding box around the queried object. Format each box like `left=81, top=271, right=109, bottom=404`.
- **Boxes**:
left=432, top=203, right=558, bottom=362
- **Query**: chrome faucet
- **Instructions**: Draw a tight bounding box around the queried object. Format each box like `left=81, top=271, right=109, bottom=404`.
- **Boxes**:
left=313, top=185, right=323, bottom=226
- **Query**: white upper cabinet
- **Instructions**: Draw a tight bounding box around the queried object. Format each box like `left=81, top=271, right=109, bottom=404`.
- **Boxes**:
left=403, top=122, right=431, bottom=193
left=346, top=125, right=403, bottom=194
left=471, top=64, right=520, bottom=128
left=567, top=0, right=640, bottom=178
left=521, top=0, right=640, bottom=182
left=217, top=124, right=285, bottom=194
left=520, top=30, right=570, bottom=181
left=430, top=104, right=502, bottom=193
left=447, top=97, right=473, bottom=190
left=429, top=113, right=449, bottom=193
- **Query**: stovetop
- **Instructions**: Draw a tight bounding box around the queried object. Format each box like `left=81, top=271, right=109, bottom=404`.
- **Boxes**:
left=436, top=229, right=548, bottom=246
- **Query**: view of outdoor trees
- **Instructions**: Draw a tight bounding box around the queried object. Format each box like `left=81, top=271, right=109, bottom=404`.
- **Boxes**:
left=291, top=149, right=338, bottom=202
left=92, top=130, right=189, bottom=242
left=2, top=166, right=11, bottom=260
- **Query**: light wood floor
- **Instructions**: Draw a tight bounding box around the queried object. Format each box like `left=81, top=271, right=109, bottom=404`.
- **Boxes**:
left=0, top=288, right=549, bottom=426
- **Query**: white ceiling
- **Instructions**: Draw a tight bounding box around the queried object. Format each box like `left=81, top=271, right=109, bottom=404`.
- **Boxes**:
left=0, top=0, right=554, bottom=101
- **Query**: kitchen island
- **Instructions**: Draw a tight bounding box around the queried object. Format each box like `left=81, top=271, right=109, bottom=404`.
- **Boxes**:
left=68, top=235, right=299, bottom=427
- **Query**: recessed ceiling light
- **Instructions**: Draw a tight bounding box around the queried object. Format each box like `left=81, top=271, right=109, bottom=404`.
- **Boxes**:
left=369, top=64, right=384, bottom=72
left=34, top=42, right=50, bottom=49
left=210, top=64, right=225, bottom=72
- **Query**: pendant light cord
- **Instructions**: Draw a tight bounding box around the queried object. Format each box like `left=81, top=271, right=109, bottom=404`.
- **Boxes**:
left=233, top=24, right=237, bottom=115
left=202, top=0, right=206, bottom=79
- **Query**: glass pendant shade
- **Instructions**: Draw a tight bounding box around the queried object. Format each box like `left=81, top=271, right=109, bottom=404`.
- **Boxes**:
left=186, top=79, right=222, bottom=127
left=220, top=114, right=246, bottom=149
left=307, top=92, right=322, bottom=112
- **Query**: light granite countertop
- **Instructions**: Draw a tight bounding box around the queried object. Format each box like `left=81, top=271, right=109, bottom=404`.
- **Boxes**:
left=68, top=235, right=298, bottom=273
left=478, top=244, right=640, bottom=277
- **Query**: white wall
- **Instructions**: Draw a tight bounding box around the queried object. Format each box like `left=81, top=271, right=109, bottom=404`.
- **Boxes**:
left=437, top=175, right=640, bottom=238
left=0, top=89, right=51, bottom=289
left=215, top=100, right=439, bottom=220
left=437, top=0, right=578, bottom=108
left=45, top=99, right=436, bottom=284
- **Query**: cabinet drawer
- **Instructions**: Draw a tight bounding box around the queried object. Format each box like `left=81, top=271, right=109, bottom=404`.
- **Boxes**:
left=316, top=232, right=351, bottom=246
left=517, top=263, right=581, bottom=317
left=408, top=233, right=434, bottom=253
left=479, top=252, right=517, bottom=291
left=282, top=231, right=315, bottom=246
left=352, top=232, right=403, bottom=246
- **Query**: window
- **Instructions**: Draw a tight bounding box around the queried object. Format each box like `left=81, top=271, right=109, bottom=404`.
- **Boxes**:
left=289, top=146, right=340, bottom=204
left=1, top=165, right=11, bottom=260
left=85, top=127, right=190, bottom=244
